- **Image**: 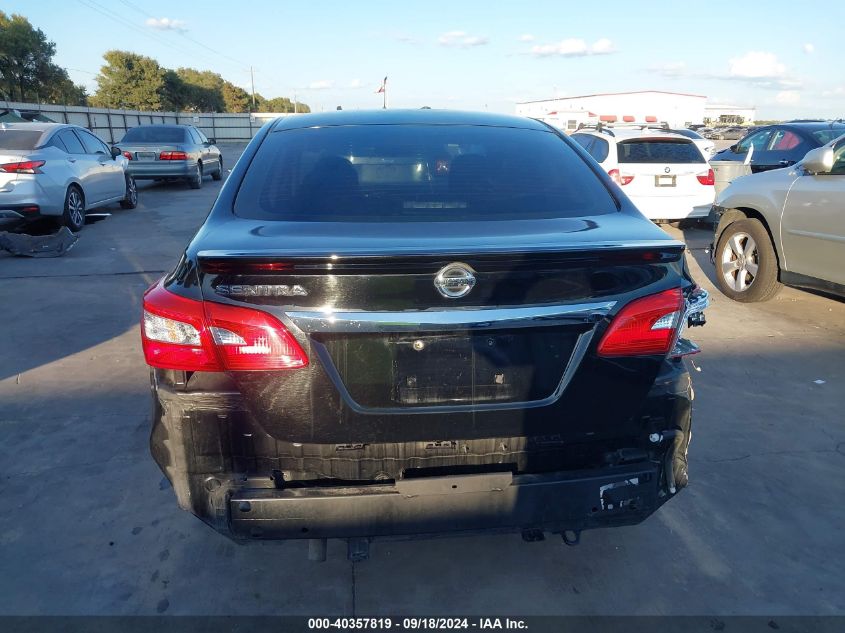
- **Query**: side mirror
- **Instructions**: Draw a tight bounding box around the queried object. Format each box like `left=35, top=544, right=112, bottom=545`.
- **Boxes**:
left=110, top=146, right=122, bottom=159
left=207, top=137, right=216, bottom=144
left=729, top=144, right=739, bottom=153
left=801, top=146, right=834, bottom=174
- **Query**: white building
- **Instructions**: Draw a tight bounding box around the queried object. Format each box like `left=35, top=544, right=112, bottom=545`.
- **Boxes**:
left=515, top=90, right=708, bottom=131
left=703, top=104, right=757, bottom=125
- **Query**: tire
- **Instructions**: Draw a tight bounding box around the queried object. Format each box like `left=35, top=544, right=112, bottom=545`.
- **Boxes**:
left=714, top=218, right=782, bottom=302
left=61, top=185, right=85, bottom=232
left=120, top=175, right=138, bottom=209
left=188, top=163, right=203, bottom=189
left=211, top=156, right=223, bottom=181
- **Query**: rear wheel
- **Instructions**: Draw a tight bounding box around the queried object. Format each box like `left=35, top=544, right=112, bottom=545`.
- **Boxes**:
left=212, top=156, right=223, bottom=181
left=188, top=163, right=203, bottom=189
left=120, top=175, right=138, bottom=209
left=61, top=185, right=85, bottom=232
left=715, top=218, right=781, bottom=302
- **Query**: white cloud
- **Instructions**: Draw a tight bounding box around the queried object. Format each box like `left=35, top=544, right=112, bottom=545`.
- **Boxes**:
left=145, top=17, right=187, bottom=32
left=653, top=61, right=686, bottom=78
left=821, top=86, right=845, bottom=97
left=591, top=38, right=614, bottom=54
left=518, top=33, right=535, bottom=42
left=347, top=79, right=363, bottom=89
left=775, top=90, right=801, bottom=105
left=803, top=43, right=815, bottom=54
left=438, top=30, right=489, bottom=48
left=530, top=38, right=615, bottom=57
left=729, top=51, right=786, bottom=79
left=308, top=80, right=334, bottom=90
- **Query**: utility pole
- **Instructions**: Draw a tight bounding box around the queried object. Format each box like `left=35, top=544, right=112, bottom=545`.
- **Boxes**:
left=250, top=66, right=256, bottom=109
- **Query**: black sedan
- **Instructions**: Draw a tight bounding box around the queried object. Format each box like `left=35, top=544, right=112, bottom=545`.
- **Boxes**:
left=139, top=109, right=708, bottom=557
left=711, top=121, right=845, bottom=173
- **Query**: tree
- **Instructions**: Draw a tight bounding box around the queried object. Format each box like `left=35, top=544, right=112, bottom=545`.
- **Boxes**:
left=175, top=68, right=225, bottom=112
left=91, top=50, right=167, bottom=110
left=0, top=12, right=86, bottom=103
left=222, top=81, right=250, bottom=113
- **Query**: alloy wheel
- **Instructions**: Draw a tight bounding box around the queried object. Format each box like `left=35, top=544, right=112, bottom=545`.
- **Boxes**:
left=67, top=190, right=84, bottom=227
left=720, top=231, right=759, bottom=292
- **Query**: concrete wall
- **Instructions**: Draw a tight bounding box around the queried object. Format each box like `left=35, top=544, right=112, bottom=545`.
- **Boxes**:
left=1, top=100, right=296, bottom=143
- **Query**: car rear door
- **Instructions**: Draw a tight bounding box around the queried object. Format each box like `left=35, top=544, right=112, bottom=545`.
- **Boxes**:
left=75, top=129, right=124, bottom=202
left=56, top=129, right=93, bottom=198
left=612, top=137, right=713, bottom=219
left=780, top=143, right=845, bottom=285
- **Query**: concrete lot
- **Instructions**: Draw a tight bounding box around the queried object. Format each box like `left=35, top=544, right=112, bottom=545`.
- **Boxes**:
left=1, top=142, right=843, bottom=616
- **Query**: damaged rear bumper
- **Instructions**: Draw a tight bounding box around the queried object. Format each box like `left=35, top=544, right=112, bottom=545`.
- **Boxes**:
left=229, top=464, right=663, bottom=540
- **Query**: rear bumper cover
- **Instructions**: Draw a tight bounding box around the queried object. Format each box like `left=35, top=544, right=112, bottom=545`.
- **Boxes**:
left=149, top=360, right=692, bottom=541
left=127, top=161, right=195, bottom=179
left=229, top=464, right=663, bottom=540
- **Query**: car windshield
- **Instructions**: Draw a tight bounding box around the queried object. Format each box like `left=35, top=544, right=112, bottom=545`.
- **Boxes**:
left=812, top=127, right=845, bottom=145
left=233, top=124, right=617, bottom=222
left=121, top=127, right=187, bottom=143
left=617, top=139, right=705, bottom=163
left=0, top=129, right=43, bottom=150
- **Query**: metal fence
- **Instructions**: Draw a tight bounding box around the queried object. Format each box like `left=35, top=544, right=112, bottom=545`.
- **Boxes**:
left=1, top=100, right=293, bottom=143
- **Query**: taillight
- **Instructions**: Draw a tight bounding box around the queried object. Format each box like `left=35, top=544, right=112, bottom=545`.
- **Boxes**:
left=608, top=168, right=634, bottom=186
left=697, top=168, right=715, bottom=185
left=1, top=160, right=45, bottom=174
left=141, top=281, right=307, bottom=371
left=122, top=151, right=133, bottom=160
left=597, top=288, right=684, bottom=357
left=159, top=151, right=188, bottom=160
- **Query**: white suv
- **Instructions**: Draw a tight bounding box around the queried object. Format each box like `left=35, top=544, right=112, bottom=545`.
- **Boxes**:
left=571, top=126, right=715, bottom=222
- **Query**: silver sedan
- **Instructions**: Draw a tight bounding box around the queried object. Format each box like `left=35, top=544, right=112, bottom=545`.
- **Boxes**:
left=0, top=122, right=137, bottom=232
left=116, top=125, right=223, bottom=189
left=711, top=135, right=845, bottom=301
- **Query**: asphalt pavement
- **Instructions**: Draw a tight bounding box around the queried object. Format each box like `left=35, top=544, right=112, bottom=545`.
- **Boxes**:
left=1, top=142, right=843, bottom=616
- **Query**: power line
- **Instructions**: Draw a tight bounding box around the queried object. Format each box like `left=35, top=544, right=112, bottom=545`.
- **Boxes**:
left=75, top=0, right=223, bottom=70
left=117, top=0, right=250, bottom=70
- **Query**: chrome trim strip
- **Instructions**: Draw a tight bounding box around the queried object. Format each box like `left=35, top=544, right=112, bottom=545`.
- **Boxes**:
left=286, top=301, right=616, bottom=333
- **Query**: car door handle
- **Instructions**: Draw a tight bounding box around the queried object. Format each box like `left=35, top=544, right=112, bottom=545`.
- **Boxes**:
left=66, top=157, right=77, bottom=163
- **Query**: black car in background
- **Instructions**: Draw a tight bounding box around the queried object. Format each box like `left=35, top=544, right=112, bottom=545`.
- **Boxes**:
left=140, top=110, right=708, bottom=558
left=711, top=121, right=845, bottom=173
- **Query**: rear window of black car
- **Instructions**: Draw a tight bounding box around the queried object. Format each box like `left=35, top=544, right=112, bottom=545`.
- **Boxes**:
left=617, top=139, right=704, bottom=164
left=233, top=124, right=617, bottom=221
left=121, top=127, right=187, bottom=143
left=0, top=130, right=42, bottom=150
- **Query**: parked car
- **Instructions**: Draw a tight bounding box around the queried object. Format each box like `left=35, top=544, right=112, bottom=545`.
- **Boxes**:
left=140, top=110, right=708, bottom=555
left=571, top=127, right=715, bottom=221
left=711, top=134, right=845, bottom=301
left=116, top=124, right=223, bottom=189
left=710, top=121, right=845, bottom=173
left=0, top=122, right=137, bottom=231
left=667, top=128, right=716, bottom=157
left=709, top=126, right=747, bottom=140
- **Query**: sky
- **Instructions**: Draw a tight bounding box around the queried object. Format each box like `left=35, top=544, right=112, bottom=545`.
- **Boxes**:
left=5, top=0, right=845, bottom=119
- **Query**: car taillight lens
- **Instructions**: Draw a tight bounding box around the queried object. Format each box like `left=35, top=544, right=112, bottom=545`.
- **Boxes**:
left=122, top=151, right=133, bottom=160
left=608, top=168, right=634, bottom=186
left=1, top=160, right=45, bottom=174
left=159, top=151, right=188, bottom=160
left=597, top=288, right=684, bottom=357
left=697, top=168, right=715, bottom=185
left=141, top=281, right=307, bottom=371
